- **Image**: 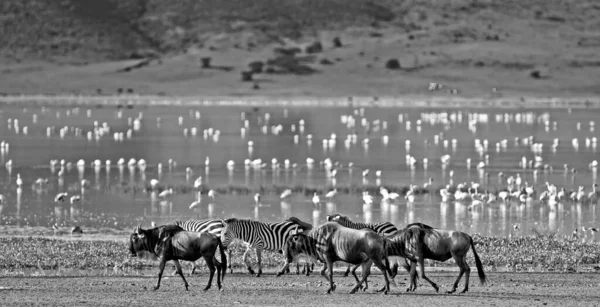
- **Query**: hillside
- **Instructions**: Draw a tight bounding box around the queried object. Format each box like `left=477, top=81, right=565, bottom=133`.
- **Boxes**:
left=1, top=0, right=600, bottom=98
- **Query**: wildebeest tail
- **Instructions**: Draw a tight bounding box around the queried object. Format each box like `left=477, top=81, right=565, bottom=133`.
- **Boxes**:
left=470, top=237, right=486, bottom=285
left=217, top=236, right=227, bottom=281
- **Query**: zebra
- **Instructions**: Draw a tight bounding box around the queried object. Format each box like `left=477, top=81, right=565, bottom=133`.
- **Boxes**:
left=167, top=219, right=226, bottom=275
left=220, top=217, right=313, bottom=277
left=326, top=213, right=410, bottom=277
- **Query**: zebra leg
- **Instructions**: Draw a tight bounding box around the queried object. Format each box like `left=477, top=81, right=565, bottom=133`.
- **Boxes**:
left=242, top=246, right=255, bottom=275
left=255, top=247, right=263, bottom=277
left=325, top=257, right=336, bottom=294
left=226, top=246, right=234, bottom=274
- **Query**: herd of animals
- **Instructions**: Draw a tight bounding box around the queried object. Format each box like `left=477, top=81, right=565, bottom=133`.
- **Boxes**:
left=129, top=214, right=486, bottom=295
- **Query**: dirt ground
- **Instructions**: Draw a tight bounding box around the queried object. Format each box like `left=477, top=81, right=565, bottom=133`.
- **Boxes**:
left=1, top=270, right=599, bottom=307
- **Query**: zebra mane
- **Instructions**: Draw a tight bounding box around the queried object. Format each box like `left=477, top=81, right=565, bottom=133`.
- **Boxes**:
left=224, top=217, right=239, bottom=224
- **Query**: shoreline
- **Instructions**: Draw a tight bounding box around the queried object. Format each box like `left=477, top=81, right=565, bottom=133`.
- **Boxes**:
left=1, top=94, right=600, bottom=109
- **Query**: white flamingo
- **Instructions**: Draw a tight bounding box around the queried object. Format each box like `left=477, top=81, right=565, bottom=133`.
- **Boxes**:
left=280, top=189, right=292, bottom=199
left=312, top=193, right=320, bottom=207
left=325, top=189, right=337, bottom=200
left=159, top=188, right=173, bottom=198
left=55, top=192, right=68, bottom=203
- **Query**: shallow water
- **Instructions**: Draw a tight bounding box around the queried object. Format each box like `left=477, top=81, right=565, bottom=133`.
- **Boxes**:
left=0, top=102, right=599, bottom=239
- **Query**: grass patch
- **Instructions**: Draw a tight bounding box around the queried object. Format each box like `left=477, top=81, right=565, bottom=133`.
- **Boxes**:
left=1, top=235, right=599, bottom=274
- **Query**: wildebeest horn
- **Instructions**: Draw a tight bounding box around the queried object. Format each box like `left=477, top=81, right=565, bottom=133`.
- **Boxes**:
left=134, top=223, right=142, bottom=234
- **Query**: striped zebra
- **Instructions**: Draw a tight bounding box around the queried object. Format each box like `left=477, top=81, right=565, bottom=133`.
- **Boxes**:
left=168, top=219, right=226, bottom=275
left=221, top=217, right=313, bottom=277
left=326, top=213, right=410, bottom=277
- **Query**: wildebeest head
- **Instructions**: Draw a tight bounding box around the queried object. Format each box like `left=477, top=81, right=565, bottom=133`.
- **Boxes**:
left=282, top=233, right=316, bottom=262
left=129, top=224, right=184, bottom=258
left=128, top=223, right=146, bottom=257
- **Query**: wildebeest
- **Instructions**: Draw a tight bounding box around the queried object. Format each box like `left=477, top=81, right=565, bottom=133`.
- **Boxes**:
left=385, top=222, right=486, bottom=294
left=167, top=219, right=227, bottom=275
left=129, top=224, right=227, bottom=291
left=277, top=222, right=396, bottom=294
left=326, top=213, right=410, bottom=277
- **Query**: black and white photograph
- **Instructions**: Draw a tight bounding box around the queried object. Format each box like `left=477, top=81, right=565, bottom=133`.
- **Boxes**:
left=1, top=0, right=600, bottom=306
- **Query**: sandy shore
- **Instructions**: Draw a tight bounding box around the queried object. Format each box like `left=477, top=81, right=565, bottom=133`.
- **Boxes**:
left=1, top=271, right=599, bottom=306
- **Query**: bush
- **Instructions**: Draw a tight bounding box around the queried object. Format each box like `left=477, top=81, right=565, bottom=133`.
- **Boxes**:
left=385, top=58, right=401, bottom=70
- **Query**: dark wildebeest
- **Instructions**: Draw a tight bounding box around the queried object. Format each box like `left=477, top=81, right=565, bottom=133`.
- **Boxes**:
left=129, top=224, right=227, bottom=291
left=326, top=213, right=410, bottom=278
left=277, top=222, right=396, bottom=294
left=384, top=222, right=486, bottom=294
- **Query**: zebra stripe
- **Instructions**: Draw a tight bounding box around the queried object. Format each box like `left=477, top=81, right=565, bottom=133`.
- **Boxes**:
left=327, top=213, right=398, bottom=235
left=221, top=218, right=304, bottom=252
left=169, top=219, right=226, bottom=238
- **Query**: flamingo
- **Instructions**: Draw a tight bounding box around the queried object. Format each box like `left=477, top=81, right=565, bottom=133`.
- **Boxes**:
left=312, top=192, right=320, bottom=207
left=149, top=179, right=159, bottom=189
left=54, top=192, right=68, bottom=203
left=189, top=201, right=201, bottom=209
left=363, top=191, right=374, bottom=205
left=280, top=189, right=292, bottom=199
left=193, top=176, right=202, bottom=188
left=404, top=184, right=415, bottom=203
left=16, top=174, right=23, bottom=187
left=208, top=189, right=216, bottom=199
left=70, top=195, right=81, bottom=204
left=159, top=188, right=173, bottom=198
left=440, top=185, right=453, bottom=202
left=325, top=189, right=337, bottom=200
left=254, top=193, right=261, bottom=206
left=380, top=187, right=400, bottom=201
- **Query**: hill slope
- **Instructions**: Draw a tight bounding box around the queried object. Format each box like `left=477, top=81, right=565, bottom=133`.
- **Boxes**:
left=1, top=0, right=599, bottom=98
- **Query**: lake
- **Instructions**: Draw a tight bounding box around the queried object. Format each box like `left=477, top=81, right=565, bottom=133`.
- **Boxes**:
left=0, top=99, right=598, bottom=239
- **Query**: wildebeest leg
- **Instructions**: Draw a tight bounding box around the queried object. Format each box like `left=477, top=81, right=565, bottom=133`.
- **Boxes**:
left=449, top=254, right=470, bottom=294
left=255, top=247, right=263, bottom=277
left=418, top=256, right=439, bottom=292
left=371, top=258, right=392, bottom=295
left=242, top=245, right=255, bottom=275
left=203, top=255, right=217, bottom=291
left=154, top=259, right=167, bottom=290
left=343, top=264, right=352, bottom=277
left=173, top=260, right=190, bottom=291
left=325, top=257, right=336, bottom=294
left=349, top=261, right=372, bottom=294
left=408, top=261, right=418, bottom=292
left=213, top=256, right=223, bottom=290
left=320, top=262, right=328, bottom=277
left=351, top=264, right=368, bottom=291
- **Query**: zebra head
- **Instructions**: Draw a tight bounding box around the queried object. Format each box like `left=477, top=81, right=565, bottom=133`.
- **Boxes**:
left=327, top=213, right=349, bottom=224
left=221, top=218, right=239, bottom=247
